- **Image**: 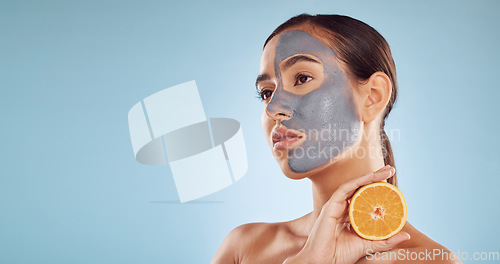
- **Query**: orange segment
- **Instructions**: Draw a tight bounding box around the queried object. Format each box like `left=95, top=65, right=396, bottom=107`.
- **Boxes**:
left=348, top=182, right=407, bottom=241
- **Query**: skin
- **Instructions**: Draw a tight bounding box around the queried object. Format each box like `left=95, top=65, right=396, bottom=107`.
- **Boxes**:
left=212, top=25, right=461, bottom=264
left=267, top=30, right=361, bottom=173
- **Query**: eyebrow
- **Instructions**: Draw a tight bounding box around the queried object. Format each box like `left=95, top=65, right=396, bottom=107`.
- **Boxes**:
left=255, top=73, right=271, bottom=90
left=281, top=55, right=321, bottom=71
left=255, top=55, right=321, bottom=89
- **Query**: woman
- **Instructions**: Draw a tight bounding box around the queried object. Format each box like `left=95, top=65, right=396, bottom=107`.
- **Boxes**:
left=212, top=14, right=460, bottom=264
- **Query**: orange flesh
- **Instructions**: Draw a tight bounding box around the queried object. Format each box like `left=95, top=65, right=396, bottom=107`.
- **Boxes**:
left=349, top=183, right=407, bottom=240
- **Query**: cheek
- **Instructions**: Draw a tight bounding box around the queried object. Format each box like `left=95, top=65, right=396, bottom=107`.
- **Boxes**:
left=290, top=83, right=356, bottom=133
left=317, top=95, right=340, bottom=124
left=295, top=90, right=335, bottom=124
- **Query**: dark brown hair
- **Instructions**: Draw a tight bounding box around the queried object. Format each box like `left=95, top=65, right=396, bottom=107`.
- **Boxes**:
left=263, top=14, right=398, bottom=186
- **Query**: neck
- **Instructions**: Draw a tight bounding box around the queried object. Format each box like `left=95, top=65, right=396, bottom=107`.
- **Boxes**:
left=302, top=124, right=385, bottom=235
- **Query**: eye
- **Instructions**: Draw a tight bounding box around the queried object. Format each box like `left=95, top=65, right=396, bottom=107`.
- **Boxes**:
left=294, top=73, right=313, bottom=86
left=258, top=89, right=273, bottom=101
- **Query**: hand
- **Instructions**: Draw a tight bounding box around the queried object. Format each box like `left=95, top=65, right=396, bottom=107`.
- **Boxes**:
left=283, top=165, right=411, bottom=264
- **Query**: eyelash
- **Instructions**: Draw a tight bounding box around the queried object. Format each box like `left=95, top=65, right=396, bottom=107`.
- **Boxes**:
left=256, top=73, right=313, bottom=102
left=256, top=89, right=273, bottom=101
left=293, top=73, right=313, bottom=86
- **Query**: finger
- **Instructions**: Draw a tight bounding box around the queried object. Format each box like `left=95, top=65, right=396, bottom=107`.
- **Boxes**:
left=323, top=166, right=395, bottom=220
left=335, top=165, right=395, bottom=203
left=342, top=165, right=396, bottom=199
left=366, top=232, right=411, bottom=254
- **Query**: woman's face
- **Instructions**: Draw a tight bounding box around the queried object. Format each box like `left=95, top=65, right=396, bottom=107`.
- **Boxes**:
left=257, top=29, right=362, bottom=178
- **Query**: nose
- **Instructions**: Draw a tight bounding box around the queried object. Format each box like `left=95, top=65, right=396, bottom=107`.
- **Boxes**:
left=265, top=88, right=293, bottom=122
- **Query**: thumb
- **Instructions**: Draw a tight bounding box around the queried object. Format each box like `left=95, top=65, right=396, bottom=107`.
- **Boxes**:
left=366, top=232, right=411, bottom=253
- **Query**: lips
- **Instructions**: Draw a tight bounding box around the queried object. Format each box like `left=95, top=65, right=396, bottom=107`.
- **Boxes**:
left=271, top=126, right=306, bottom=151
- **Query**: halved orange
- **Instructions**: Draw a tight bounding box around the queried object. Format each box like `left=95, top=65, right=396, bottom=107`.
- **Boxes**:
left=348, top=182, right=407, bottom=241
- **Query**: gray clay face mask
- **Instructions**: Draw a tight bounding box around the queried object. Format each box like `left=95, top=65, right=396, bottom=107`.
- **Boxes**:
left=267, top=30, right=361, bottom=173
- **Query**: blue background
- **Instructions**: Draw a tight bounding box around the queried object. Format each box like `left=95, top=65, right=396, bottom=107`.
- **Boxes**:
left=1, top=0, right=499, bottom=263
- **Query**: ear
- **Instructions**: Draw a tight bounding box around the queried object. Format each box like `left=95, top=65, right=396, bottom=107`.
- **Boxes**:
left=359, top=72, right=392, bottom=123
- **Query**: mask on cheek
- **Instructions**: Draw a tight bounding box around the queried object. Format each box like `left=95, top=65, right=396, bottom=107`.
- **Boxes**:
left=267, top=30, right=361, bottom=173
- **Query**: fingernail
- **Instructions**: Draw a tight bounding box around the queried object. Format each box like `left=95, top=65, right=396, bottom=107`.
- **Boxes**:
left=394, top=232, right=411, bottom=244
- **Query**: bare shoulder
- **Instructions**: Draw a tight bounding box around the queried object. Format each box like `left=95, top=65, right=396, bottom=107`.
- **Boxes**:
left=211, top=222, right=282, bottom=264
left=212, top=221, right=304, bottom=264
left=357, top=222, right=463, bottom=264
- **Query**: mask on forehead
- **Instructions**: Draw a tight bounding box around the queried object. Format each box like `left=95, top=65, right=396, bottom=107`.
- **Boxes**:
left=267, top=30, right=361, bottom=173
